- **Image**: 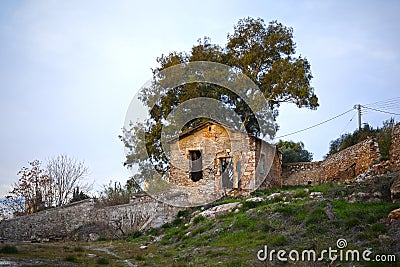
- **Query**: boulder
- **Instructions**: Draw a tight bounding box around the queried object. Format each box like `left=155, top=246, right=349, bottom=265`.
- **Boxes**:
left=388, top=208, right=400, bottom=220
left=192, top=202, right=241, bottom=221
left=266, top=193, right=281, bottom=201
left=245, top=197, right=264, bottom=202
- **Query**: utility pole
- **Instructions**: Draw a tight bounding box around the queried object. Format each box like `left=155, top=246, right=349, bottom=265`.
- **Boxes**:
left=354, top=104, right=362, bottom=130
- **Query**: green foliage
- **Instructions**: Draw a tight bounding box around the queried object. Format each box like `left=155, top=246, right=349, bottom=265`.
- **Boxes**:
left=177, top=209, right=190, bottom=218
left=135, top=255, right=145, bottom=261
left=128, top=230, right=142, bottom=239
left=277, top=140, right=313, bottom=163
left=96, top=257, right=110, bottom=265
left=327, top=119, right=395, bottom=159
left=96, top=179, right=141, bottom=207
left=192, top=215, right=206, bottom=224
left=70, top=187, right=90, bottom=203
left=0, top=245, right=18, bottom=254
left=73, top=246, right=85, bottom=252
left=121, top=17, right=318, bottom=175
left=65, top=255, right=79, bottom=263
left=305, top=207, right=328, bottom=225
left=267, top=233, right=289, bottom=246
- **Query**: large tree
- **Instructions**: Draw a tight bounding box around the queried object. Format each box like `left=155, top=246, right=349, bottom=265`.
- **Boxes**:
left=122, top=17, right=318, bottom=176
left=276, top=140, right=313, bottom=163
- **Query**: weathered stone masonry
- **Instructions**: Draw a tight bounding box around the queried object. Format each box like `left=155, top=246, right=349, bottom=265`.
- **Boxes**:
left=0, top=197, right=181, bottom=241
left=390, top=122, right=400, bottom=172
left=282, top=122, right=400, bottom=186
left=283, top=137, right=381, bottom=186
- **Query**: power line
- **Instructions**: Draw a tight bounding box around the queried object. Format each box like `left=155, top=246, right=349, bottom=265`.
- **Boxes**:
left=361, top=105, right=400, bottom=116
left=341, top=112, right=356, bottom=133
left=276, top=108, right=354, bottom=138
left=365, top=97, right=400, bottom=106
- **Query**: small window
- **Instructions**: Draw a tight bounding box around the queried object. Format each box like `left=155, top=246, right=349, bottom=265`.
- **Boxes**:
left=189, top=150, right=202, bottom=182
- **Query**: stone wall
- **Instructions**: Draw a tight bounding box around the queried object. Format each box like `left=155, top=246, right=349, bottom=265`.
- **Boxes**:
left=390, top=122, right=400, bottom=171
left=282, top=161, right=322, bottom=186
left=0, top=196, right=181, bottom=241
left=283, top=138, right=381, bottom=186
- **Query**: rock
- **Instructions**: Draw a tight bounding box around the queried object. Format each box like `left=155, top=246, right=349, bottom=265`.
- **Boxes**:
left=266, top=193, right=281, bottom=201
left=192, top=202, right=241, bottom=221
left=184, top=232, right=191, bottom=237
left=87, top=254, right=96, bottom=258
left=309, top=192, right=323, bottom=199
left=245, top=197, right=264, bottom=202
left=388, top=208, right=400, bottom=220
left=373, top=191, right=382, bottom=198
left=378, top=234, right=390, bottom=243
left=390, top=174, right=400, bottom=203
left=356, top=192, right=370, bottom=198
left=88, top=233, right=100, bottom=242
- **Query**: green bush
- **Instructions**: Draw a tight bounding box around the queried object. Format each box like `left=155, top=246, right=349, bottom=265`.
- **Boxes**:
left=65, top=255, right=79, bottom=263
left=128, top=230, right=142, bottom=239
left=192, top=215, right=206, bottom=224
left=177, top=209, right=190, bottom=218
left=96, top=257, right=110, bottom=265
left=73, top=246, right=85, bottom=252
left=305, top=208, right=328, bottom=225
left=135, top=255, right=145, bottom=261
left=0, top=245, right=18, bottom=254
left=268, top=233, right=289, bottom=246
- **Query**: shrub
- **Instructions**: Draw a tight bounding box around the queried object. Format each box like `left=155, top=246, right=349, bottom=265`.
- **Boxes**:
left=96, top=257, right=110, bottom=265
left=135, top=255, right=145, bottom=261
left=192, top=215, right=206, bottom=224
left=73, top=246, right=85, bottom=252
left=0, top=245, right=18, bottom=254
left=128, top=230, right=142, bottom=239
left=177, top=209, right=190, bottom=218
left=65, top=255, right=79, bottom=263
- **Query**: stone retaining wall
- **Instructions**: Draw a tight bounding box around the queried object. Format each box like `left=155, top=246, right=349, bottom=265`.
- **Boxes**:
left=390, top=123, right=400, bottom=171
left=0, top=196, right=181, bottom=241
left=283, top=137, right=381, bottom=186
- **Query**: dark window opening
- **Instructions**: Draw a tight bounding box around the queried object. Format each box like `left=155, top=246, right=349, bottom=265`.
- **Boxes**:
left=220, top=157, right=234, bottom=188
left=189, top=150, right=202, bottom=182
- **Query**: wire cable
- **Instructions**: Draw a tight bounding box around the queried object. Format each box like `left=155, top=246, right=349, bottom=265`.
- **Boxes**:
left=341, top=112, right=356, bottom=133
left=276, top=108, right=354, bottom=138
left=361, top=105, right=400, bottom=116
left=365, top=97, right=400, bottom=106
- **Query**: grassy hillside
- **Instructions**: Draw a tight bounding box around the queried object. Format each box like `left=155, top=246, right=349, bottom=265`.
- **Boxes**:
left=1, top=174, right=399, bottom=266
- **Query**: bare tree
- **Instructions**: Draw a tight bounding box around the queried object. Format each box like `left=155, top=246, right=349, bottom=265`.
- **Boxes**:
left=46, top=154, right=90, bottom=207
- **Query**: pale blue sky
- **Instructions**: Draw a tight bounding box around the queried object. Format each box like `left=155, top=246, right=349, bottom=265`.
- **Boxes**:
left=0, top=0, right=399, bottom=196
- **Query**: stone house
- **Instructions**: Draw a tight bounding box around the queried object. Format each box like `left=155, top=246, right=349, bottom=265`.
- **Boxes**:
left=167, top=120, right=282, bottom=204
